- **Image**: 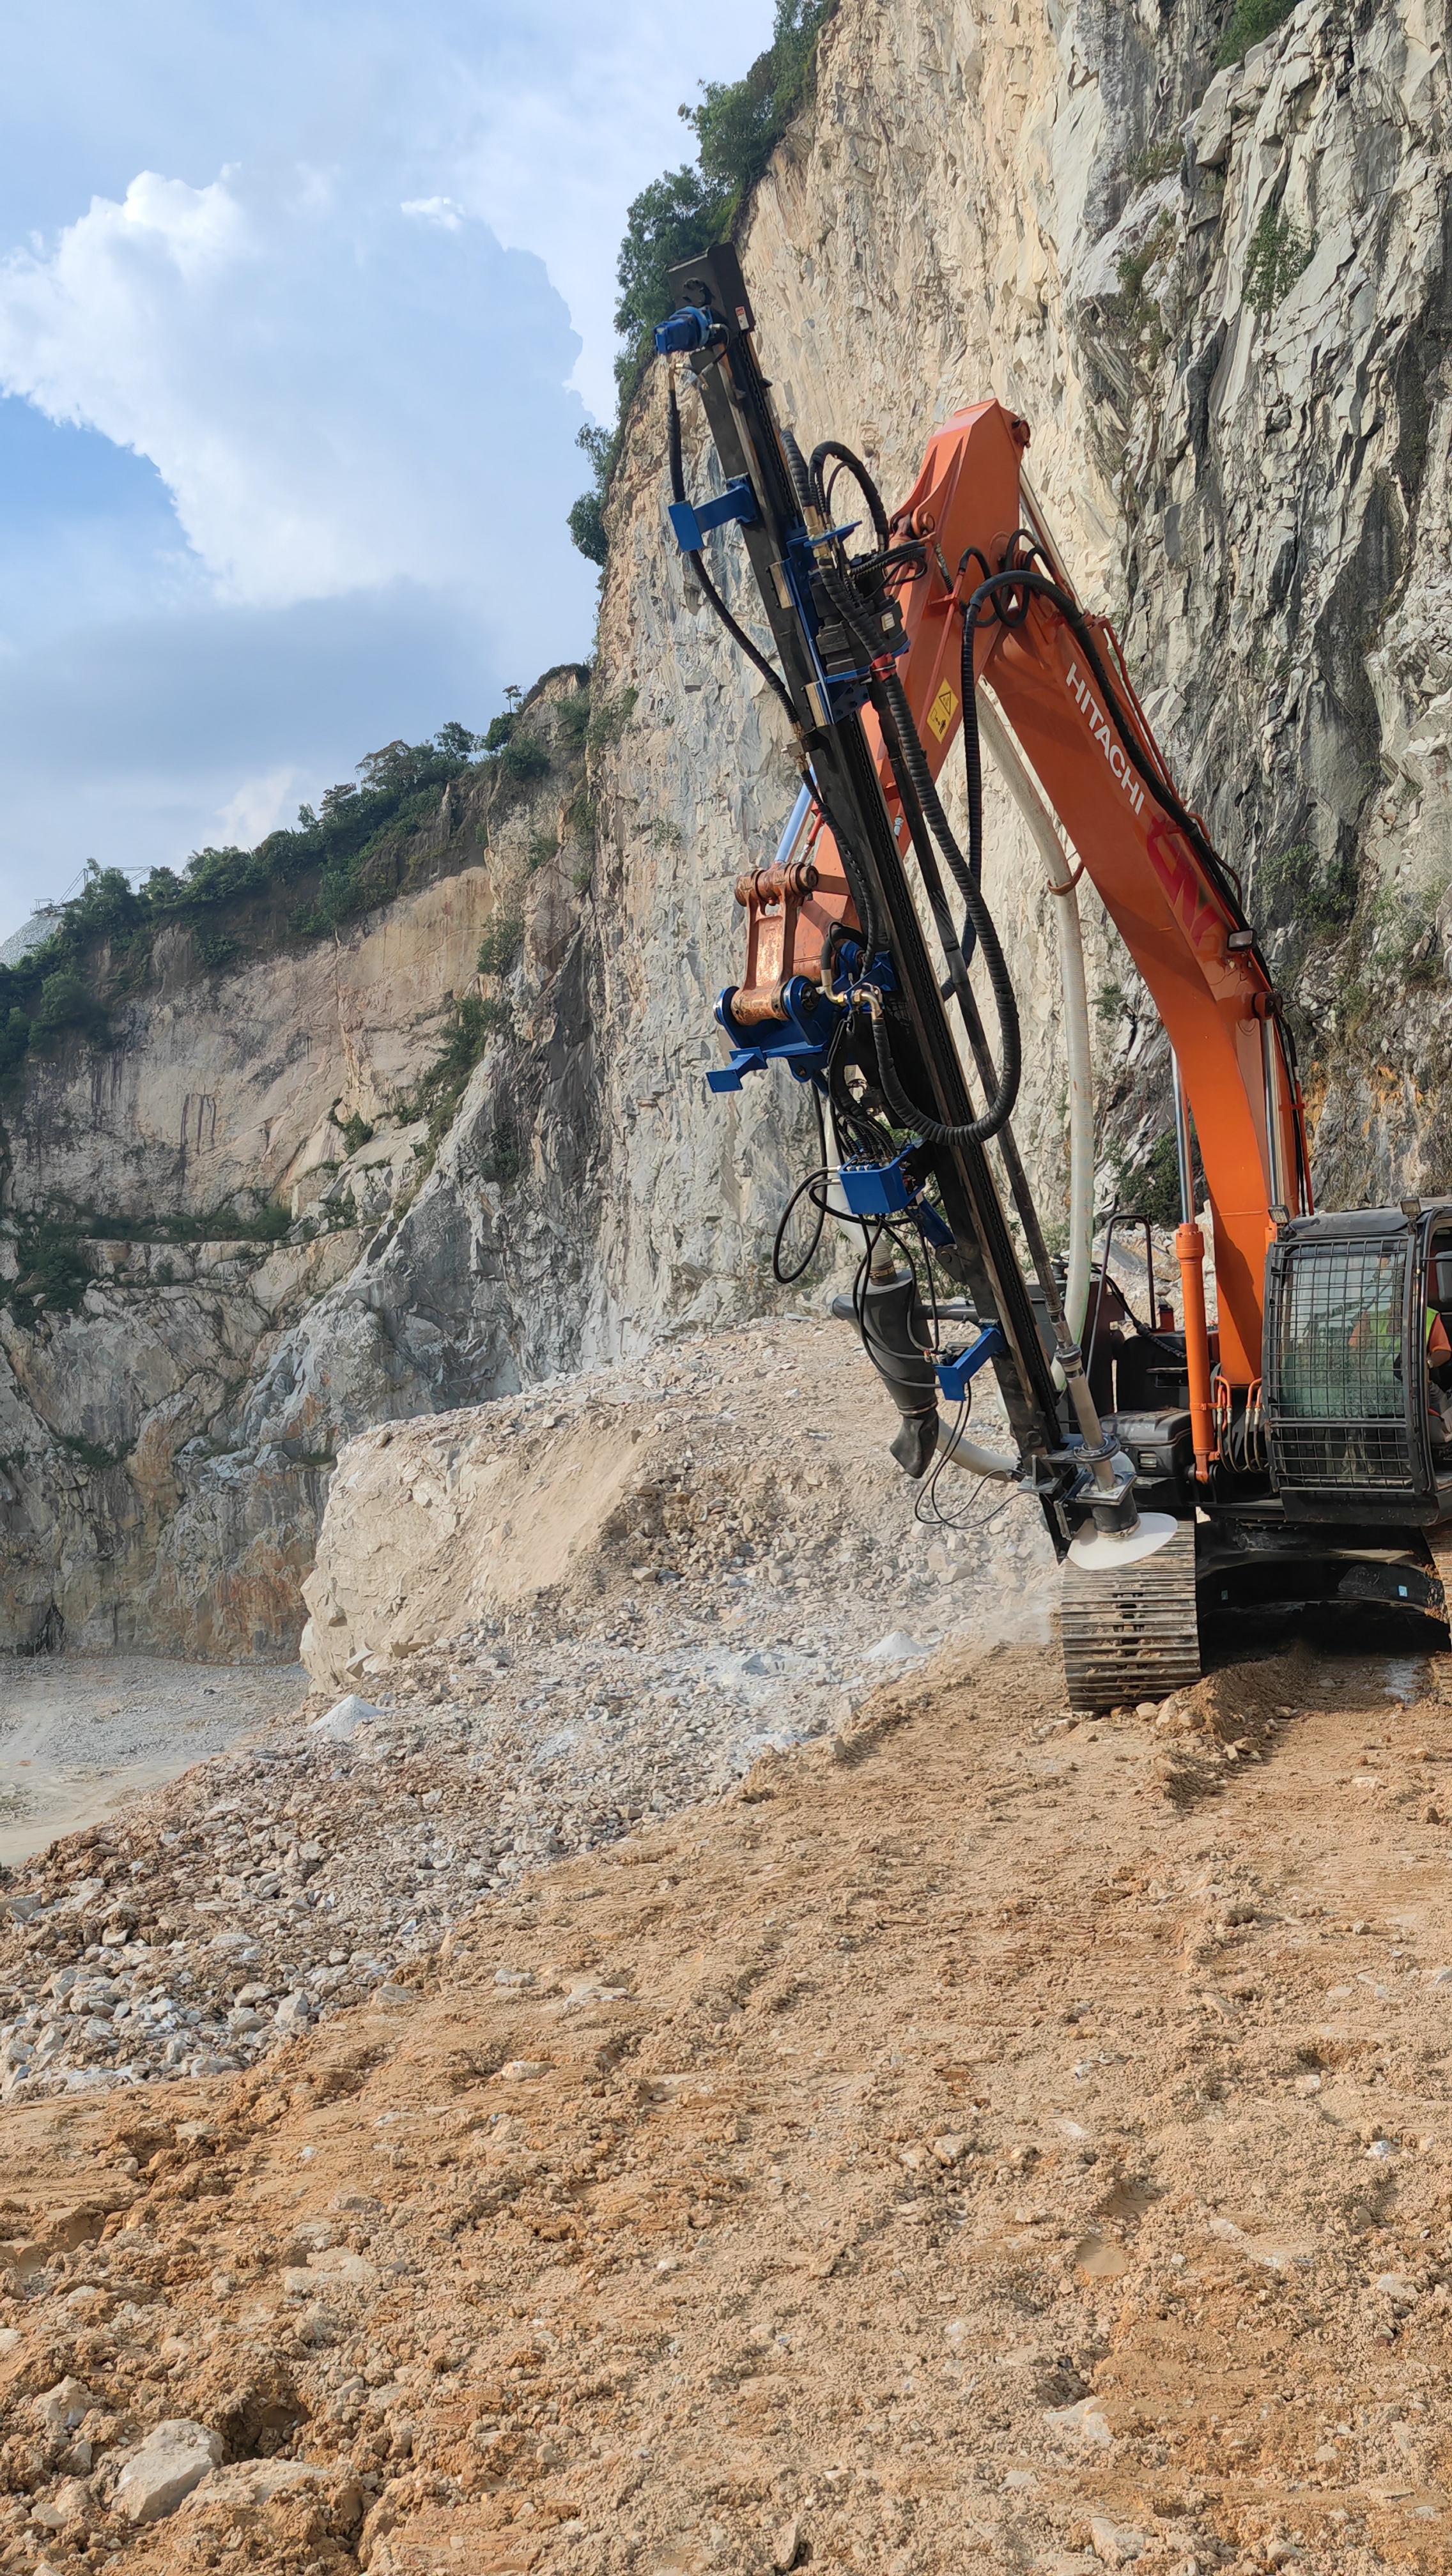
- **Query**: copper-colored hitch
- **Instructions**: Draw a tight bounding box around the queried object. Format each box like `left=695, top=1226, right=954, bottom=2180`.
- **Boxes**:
left=729, top=818, right=856, bottom=1025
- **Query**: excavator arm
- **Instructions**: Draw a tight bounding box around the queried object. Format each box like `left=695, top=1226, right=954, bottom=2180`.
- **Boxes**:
left=874, top=400, right=1310, bottom=1388
left=722, top=391, right=1309, bottom=1395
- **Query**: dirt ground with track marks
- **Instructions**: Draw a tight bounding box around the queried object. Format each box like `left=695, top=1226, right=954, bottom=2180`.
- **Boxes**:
left=2, top=1627, right=1451, bottom=2576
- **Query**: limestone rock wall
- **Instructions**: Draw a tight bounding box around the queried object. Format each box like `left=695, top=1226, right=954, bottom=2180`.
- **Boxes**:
left=589, top=0, right=1452, bottom=1296
left=1, top=677, right=606, bottom=1654
left=6, top=0, right=1450, bottom=1654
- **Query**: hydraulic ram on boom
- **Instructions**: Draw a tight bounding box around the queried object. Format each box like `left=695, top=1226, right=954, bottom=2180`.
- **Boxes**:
left=654, top=245, right=1452, bottom=1710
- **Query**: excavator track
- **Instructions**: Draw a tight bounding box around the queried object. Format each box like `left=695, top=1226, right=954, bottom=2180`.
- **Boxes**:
left=1060, top=1517, right=1201, bottom=1715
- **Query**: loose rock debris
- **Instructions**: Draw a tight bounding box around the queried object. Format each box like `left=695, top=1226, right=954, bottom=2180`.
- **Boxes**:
left=1, top=1322, right=1451, bottom=2571
left=0, top=1320, right=1055, bottom=2110
left=1, top=1634, right=1451, bottom=2572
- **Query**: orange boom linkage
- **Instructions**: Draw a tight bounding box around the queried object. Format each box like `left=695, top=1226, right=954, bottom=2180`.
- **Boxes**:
left=656, top=244, right=1452, bottom=1708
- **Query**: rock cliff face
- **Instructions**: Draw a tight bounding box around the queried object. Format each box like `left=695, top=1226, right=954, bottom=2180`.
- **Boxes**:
left=594, top=0, right=1452, bottom=1237
left=1, top=676, right=605, bottom=1654
left=5, top=0, right=1449, bottom=1653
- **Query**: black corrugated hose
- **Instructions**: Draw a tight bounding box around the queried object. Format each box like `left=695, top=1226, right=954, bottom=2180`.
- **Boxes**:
left=784, top=432, right=1025, bottom=1139
left=667, top=378, right=796, bottom=727
left=789, top=474, right=1021, bottom=1142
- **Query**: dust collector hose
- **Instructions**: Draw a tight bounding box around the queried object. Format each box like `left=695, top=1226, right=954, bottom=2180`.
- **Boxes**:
left=932, top=1422, right=1020, bottom=1482
left=975, top=689, right=1095, bottom=1369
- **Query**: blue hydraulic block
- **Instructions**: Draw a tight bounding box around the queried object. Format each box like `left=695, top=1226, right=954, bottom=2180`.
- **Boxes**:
left=667, top=477, right=760, bottom=554
left=831, top=940, right=897, bottom=994
left=935, top=1325, right=1006, bottom=1404
left=837, top=1153, right=916, bottom=1218
left=654, top=306, right=714, bottom=356
left=833, top=1146, right=957, bottom=1254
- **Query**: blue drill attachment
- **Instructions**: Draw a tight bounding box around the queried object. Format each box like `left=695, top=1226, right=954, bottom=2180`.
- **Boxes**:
left=935, top=1325, right=1006, bottom=1404
left=667, top=478, right=760, bottom=554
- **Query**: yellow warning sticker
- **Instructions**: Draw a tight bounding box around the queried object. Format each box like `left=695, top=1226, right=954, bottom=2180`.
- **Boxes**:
left=926, top=680, right=959, bottom=742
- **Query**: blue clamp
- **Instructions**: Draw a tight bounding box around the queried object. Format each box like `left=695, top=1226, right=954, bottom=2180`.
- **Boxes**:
left=707, top=977, right=832, bottom=1092
left=668, top=477, right=759, bottom=555
left=935, top=1326, right=1006, bottom=1404
left=654, top=306, right=714, bottom=356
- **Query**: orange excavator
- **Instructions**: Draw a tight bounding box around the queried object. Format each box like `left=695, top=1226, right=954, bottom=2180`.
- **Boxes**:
left=654, top=246, right=1452, bottom=1708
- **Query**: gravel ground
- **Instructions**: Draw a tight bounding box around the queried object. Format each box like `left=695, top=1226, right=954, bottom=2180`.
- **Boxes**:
left=0, top=1659, right=306, bottom=1867
left=1, top=1636, right=1450, bottom=2576
left=0, top=1316, right=1058, bottom=2108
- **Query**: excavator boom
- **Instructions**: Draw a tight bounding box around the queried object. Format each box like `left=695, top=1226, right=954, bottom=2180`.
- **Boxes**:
left=883, top=402, right=1308, bottom=1383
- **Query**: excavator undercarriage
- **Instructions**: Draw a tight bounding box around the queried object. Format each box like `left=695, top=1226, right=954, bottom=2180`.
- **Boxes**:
left=651, top=246, right=1452, bottom=1711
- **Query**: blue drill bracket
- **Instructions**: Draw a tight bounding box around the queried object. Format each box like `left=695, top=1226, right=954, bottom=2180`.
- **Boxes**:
left=935, top=1325, right=1006, bottom=1406
left=667, top=477, right=759, bottom=555
left=707, top=977, right=832, bottom=1093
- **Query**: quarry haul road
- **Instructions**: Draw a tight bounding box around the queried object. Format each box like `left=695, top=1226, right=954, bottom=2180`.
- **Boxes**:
left=1, top=1632, right=1451, bottom=2576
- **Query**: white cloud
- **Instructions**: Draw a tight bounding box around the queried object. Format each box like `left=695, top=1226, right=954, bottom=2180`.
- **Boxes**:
left=0, top=1, right=789, bottom=923
left=449, top=0, right=778, bottom=419
left=401, top=195, right=463, bottom=231
left=213, top=763, right=298, bottom=848
left=0, top=160, right=594, bottom=645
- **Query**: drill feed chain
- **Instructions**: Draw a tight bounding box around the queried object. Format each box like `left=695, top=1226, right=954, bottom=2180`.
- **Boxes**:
left=1060, top=1516, right=1200, bottom=1715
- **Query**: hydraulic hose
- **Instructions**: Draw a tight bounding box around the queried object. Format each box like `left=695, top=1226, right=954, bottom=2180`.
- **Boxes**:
left=962, top=564, right=1247, bottom=926
left=808, top=543, right=1021, bottom=1144
left=774, top=422, right=883, bottom=964
left=782, top=424, right=817, bottom=519
left=807, top=440, right=891, bottom=547
left=876, top=659, right=1020, bottom=1126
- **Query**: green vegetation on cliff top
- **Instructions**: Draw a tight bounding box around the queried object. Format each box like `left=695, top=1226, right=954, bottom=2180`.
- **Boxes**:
left=1216, top=0, right=1298, bottom=72
left=568, top=0, right=837, bottom=561
left=0, top=670, right=590, bottom=1095
left=569, top=0, right=1304, bottom=560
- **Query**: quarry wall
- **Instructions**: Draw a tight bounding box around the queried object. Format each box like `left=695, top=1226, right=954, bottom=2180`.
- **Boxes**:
left=3, top=0, right=1448, bottom=1652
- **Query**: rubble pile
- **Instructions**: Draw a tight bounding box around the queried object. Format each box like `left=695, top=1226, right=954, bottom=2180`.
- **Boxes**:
left=0, top=1319, right=1055, bottom=2113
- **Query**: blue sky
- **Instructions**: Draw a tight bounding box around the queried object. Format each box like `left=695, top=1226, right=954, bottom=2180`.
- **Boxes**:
left=0, top=0, right=776, bottom=937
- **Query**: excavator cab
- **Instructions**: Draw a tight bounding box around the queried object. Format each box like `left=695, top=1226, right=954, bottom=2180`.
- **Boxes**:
left=1426, top=1235, right=1452, bottom=1466
left=1265, top=1203, right=1452, bottom=1523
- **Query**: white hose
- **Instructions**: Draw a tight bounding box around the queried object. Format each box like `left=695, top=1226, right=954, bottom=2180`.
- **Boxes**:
left=932, top=1422, right=1020, bottom=1482
left=976, top=688, right=1095, bottom=1382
